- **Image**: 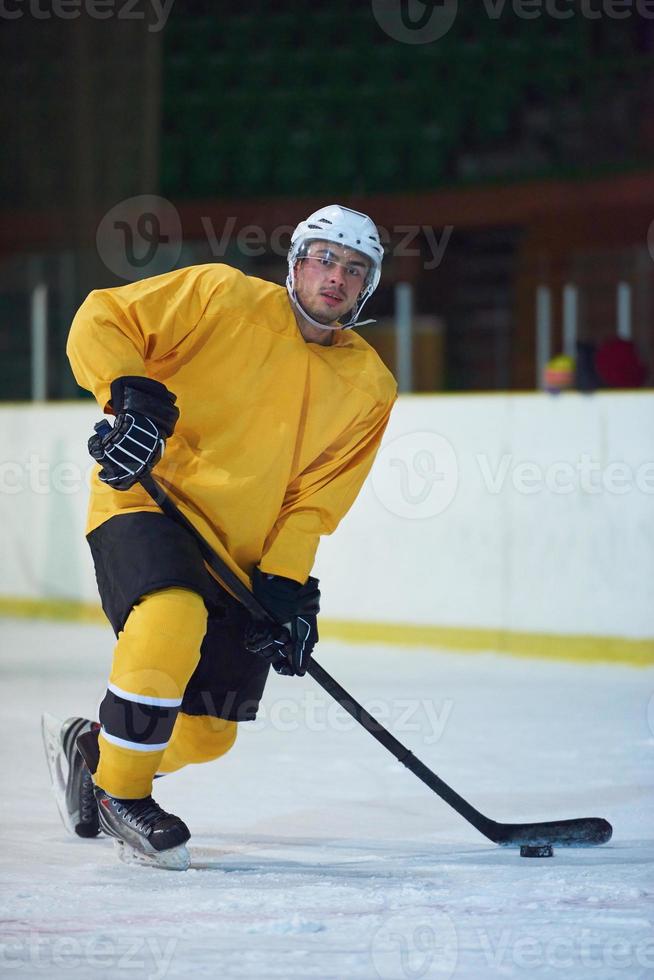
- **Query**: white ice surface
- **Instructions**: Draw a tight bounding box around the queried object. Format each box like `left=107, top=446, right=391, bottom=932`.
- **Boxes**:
left=0, top=618, right=652, bottom=980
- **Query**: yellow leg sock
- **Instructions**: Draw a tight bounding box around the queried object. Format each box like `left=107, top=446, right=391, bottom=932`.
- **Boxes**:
left=96, top=587, right=208, bottom=799
left=158, top=713, right=237, bottom=774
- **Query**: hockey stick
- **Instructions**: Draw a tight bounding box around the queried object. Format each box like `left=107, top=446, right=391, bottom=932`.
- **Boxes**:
left=139, top=473, right=612, bottom=848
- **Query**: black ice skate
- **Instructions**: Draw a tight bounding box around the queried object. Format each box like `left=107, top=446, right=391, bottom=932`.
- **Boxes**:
left=41, top=714, right=100, bottom=838
left=93, top=786, right=191, bottom=871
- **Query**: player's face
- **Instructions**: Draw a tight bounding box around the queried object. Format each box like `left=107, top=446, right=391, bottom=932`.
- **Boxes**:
left=294, top=241, right=371, bottom=325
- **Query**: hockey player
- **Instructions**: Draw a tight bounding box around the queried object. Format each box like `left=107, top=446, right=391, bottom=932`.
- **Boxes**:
left=43, top=205, right=397, bottom=869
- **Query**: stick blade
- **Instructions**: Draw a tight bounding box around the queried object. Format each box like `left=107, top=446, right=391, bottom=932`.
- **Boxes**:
left=493, top=816, right=612, bottom=847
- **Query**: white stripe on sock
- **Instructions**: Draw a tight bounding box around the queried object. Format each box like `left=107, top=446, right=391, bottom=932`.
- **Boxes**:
left=100, top=727, right=169, bottom=753
left=107, top=681, right=182, bottom=708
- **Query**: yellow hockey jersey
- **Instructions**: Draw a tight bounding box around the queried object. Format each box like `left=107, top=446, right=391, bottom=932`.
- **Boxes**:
left=67, top=263, right=397, bottom=587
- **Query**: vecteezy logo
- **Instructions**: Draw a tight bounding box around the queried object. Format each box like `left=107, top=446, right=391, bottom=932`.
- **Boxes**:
left=371, top=0, right=459, bottom=44
left=370, top=911, right=458, bottom=979
left=372, top=431, right=458, bottom=519
left=96, top=194, right=182, bottom=281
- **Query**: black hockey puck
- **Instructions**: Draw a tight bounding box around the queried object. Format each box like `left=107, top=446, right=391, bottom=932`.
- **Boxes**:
left=520, top=844, right=553, bottom=858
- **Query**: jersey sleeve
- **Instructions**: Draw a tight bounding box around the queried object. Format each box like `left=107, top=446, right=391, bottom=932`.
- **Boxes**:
left=258, top=395, right=395, bottom=584
left=66, top=265, right=229, bottom=410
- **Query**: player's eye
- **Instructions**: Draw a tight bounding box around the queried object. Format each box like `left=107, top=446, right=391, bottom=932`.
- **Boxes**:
left=346, top=266, right=361, bottom=278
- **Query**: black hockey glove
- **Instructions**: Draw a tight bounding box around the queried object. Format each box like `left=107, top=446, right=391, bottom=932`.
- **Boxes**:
left=88, top=376, right=179, bottom=491
left=244, top=568, right=320, bottom=677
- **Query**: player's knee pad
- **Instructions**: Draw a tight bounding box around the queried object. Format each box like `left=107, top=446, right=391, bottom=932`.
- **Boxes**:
left=158, top=713, right=238, bottom=773
left=109, top=587, right=208, bottom=701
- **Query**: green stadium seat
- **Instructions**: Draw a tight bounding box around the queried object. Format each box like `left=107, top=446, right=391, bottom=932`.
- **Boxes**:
left=274, top=140, right=316, bottom=196
left=262, top=12, right=296, bottom=51
left=217, top=14, right=258, bottom=55
left=159, top=7, right=644, bottom=200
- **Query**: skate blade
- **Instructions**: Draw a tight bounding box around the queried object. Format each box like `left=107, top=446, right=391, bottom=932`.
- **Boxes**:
left=41, top=712, right=76, bottom=837
left=114, top=839, right=191, bottom=871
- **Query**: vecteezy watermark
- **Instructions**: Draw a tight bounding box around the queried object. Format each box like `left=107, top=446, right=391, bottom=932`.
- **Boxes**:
left=372, top=0, right=459, bottom=44
left=0, top=453, right=187, bottom=497
left=372, top=431, right=459, bottom=520
left=201, top=217, right=453, bottom=272
left=194, top=689, right=454, bottom=745
left=369, top=435, right=654, bottom=521
left=370, top=910, right=458, bottom=979
left=0, top=933, right=177, bottom=978
left=0, top=456, right=95, bottom=495
left=477, top=927, right=654, bottom=972
left=96, top=195, right=182, bottom=281
left=2, top=450, right=653, bottom=501
left=372, top=0, right=654, bottom=44
left=476, top=453, right=654, bottom=496
left=0, top=0, right=175, bottom=31
left=95, top=195, right=454, bottom=281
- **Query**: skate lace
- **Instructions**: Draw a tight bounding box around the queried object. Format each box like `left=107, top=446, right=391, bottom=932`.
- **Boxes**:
left=113, top=797, right=167, bottom=835
left=80, top=769, right=97, bottom=824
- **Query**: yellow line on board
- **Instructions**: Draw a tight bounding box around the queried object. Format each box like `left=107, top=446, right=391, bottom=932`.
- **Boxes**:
left=0, top=597, right=652, bottom=667
left=321, top=621, right=654, bottom=667
left=0, top=597, right=106, bottom=625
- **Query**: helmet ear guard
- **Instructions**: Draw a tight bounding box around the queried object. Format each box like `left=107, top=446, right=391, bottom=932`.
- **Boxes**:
left=286, top=205, right=384, bottom=331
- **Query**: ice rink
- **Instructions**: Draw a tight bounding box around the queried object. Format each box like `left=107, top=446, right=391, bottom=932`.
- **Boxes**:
left=1, top=617, right=652, bottom=980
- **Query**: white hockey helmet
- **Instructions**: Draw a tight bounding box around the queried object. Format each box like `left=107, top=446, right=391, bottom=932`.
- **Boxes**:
left=286, top=204, right=384, bottom=330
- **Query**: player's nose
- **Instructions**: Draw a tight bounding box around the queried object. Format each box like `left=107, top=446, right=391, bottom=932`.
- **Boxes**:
left=328, top=265, right=346, bottom=289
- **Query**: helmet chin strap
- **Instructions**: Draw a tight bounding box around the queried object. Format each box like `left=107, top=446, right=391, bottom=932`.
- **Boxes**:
left=287, top=285, right=342, bottom=332
left=285, top=272, right=376, bottom=332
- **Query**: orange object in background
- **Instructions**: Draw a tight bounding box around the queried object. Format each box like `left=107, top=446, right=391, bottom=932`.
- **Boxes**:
left=544, top=354, right=575, bottom=393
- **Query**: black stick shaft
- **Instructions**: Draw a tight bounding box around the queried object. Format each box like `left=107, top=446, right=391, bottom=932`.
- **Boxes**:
left=138, top=473, right=611, bottom=848
left=306, top=659, right=494, bottom=837
left=139, top=474, right=494, bottom=837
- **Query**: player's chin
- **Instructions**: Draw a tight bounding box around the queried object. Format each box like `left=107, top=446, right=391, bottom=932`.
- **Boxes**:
left=312, top=298, right=350, bottom=324
left=306, top=304, right=341, bottom=325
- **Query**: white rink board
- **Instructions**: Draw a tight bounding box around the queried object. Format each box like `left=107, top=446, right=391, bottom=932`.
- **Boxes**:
left=315, top=392, right=654, bottom=639
left=0, top=403, right=100, bottom=602
left=1, top=393, right=653, bottom=638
